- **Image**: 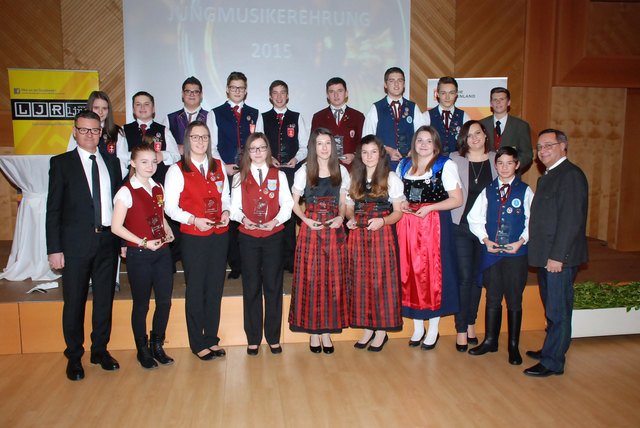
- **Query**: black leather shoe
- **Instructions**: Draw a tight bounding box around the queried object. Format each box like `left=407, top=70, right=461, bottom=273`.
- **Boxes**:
left=368, top=334, right=388, bottom=352
left=269, top=344, right=282, bottom=354
left=526, top=349, right=542, bottom=360
left=150, top=332, right=174, bottom=365
left=227, top=270, right=241, bottom=280
left=354, top=333, right=375, bottom=349
left=197, top=350, right=216, bottom=361
left=310, top=344, right=322, bottom=353
left=523, top=362, right=563, bottom=377
left=421, top=333, right=439, bottom=351
left=66, top=359, right=84, bottom=381
left=322, top=339, right=334, bottom=354
left=210, top=348, right=226, bottom=358
left=467, top=336, right=479, bottom=345
left=90, top=351, right=120, bottom=371
left=135, top=336, right=158, bottom=370
left=456, top=343, right=468, bottom=352
left=247, top=346, right=259, bottom=356
left=408, top=332, right=426, bottom=347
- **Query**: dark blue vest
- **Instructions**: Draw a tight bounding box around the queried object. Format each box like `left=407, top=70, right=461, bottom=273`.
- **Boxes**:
left=167, top=108, right=208, bottom=145
left=428, top=107, right=465, bottom=156
left=484, top=177, right=528, bottom=258
left=262, top=109, right=300, bottom=164
left=374, top=97, right=416, bottom=170
left=213, top=103, right=259, bottom=165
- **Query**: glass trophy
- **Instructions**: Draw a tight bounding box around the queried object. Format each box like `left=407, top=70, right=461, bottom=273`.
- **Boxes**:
left=354, top=203, right=375, bottom=228
left=397, top=134, right=410, bottom=157
left=146, top=212, right=167, bottom=241
left=253, top=199, right=269, bottom=227
left=407, top=186, right=423, bottom=212
left=335, top=135, right=344, bottom=158
left=313, top=196, right=336, bottom=227
left=494, top=223, right=513, bottom=250
left=203, top=197, right=222, bottom=226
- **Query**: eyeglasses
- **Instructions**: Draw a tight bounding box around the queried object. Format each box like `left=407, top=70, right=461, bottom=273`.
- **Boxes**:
left=183, top=89, right=201, bottom=95
left=228, top=86, right=246, bottom=93
left=248, top=145, right=268, bottom=153
left=189, top=135, right=209, bottom=142
left=76, top=127, right=101, bottom=135
left=536, top=142, right=561, bottom=151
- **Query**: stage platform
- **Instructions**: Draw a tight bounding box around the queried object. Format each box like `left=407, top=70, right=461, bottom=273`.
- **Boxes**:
left=1, top=238, right=638, bottom=355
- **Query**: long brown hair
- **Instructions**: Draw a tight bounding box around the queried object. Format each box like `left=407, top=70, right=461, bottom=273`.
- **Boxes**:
left=180, top=120, right=217, bottom=175
left=349, top=135, right=390, bottom=200
left=306, top=127, right=341, bottom=189
left=234, top=132, right=274, bottom=187
left=408, top=126, right=442, bottom=175
left=87, top=91, right=122, bottom=141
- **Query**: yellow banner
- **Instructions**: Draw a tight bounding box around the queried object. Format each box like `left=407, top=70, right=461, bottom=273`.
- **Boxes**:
left=8, top=69, right=99, bottom=155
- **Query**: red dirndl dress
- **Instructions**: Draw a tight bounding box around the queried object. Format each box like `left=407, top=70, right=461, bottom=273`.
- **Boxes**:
left=289, top=178, right=348, bottom=333
left=347, top=195, right=402, bottom=330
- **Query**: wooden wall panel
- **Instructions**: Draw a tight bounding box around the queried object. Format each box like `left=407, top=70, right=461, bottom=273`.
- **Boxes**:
left=455, top=0, right=528, bottom=117
left=587, top=2, right=640, bottom=57
left=550, top=87, right=625, bottom=243
left=410, top=0, right=456, bottom=111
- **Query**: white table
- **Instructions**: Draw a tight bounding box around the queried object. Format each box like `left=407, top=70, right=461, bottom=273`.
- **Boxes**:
left=0, top=155, right=60, bottom=281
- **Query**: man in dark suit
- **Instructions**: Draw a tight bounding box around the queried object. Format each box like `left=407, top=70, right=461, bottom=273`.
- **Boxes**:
left=311, top=77, right=364, bottom=170
left=480, top=87, right=533, bottom=173
left=524, top=129, right=588, bottom=377
left=47, top=110, right=123, bottom=381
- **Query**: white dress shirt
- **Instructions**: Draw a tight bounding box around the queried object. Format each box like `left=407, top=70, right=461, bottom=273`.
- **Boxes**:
left=77, top=146, right=114, bottom=226
left=255, top=107, right=309, bottom=162
left=362, top=96, right=427, bottom=136
left=206, top=100, right=264, bottom=160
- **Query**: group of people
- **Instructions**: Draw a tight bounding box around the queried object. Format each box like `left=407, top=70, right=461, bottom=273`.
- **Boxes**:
left=46, top=67, right=588, bottom=382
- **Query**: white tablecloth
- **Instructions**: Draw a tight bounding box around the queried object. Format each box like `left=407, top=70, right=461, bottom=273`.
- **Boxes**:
left=0, top=155, right=60, bottom=281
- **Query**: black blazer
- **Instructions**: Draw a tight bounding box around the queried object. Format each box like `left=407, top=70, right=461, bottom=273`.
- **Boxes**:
left=480, top=115, right=533, bottom=172
left=528, top=159, right=589, bottom=267
left=46, top=149, right=123, bottom=257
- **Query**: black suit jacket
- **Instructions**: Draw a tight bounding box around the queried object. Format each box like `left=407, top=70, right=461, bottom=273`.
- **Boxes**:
left=480, top=115, right=533, bottom=171
left=46, top=149, right=123, bottom=257
left=528, top=159, right=589, bottom=267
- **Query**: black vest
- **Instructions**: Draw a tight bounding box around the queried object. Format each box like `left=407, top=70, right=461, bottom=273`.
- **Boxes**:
left=262, top=109, right=300, bottom=164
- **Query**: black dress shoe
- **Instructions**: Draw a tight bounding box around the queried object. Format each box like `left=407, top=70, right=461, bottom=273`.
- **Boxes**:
left=421, top=333, right=439, bottom=351
left=408, top=332, right=426, bottom=347
left=269, top=344, right=282, bottom=354
left=467, top=336, right=479, bottom=345
left=526, top=349, right=542, bottom=360
left=210, top=348, right=226, bottom=358
left=197, top=350, right=216, bottom=361
left=90, top=351, right=120, bottom=371
left=523, top=362, right=564, bottom=377
left=66, top=359, right=84, bottom=381
left=354, top=333, right=375, bottom=349
left=456, top=343, right=468, bottom=352
left=322, top=339, right=334, bottom=354
left=368, top=334, right=389, bottom=352
left=227, top=270, right=241, bottom=279
left=247, top=346, right=259, bottom=356
left=309, top=344, right=322, bottom=353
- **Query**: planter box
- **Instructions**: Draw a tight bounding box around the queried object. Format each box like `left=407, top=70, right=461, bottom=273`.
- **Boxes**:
left=572, top=307, right=640, bottom=338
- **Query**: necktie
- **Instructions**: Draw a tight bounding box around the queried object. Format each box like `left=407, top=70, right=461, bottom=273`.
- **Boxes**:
left=500, top=183, right=510, bottom=203
left=140, top=124, right=147, bottom=137
left=334, top=108, right=343, bottom=125
left=391, top=101, right=400, bottom=121
left=442, top=111, right=451, bottom=131
left=89, top=154, right=102, bottom=228
left=496, top=120, right=502, bottom=137
left=258, top=168, right=263, bottom=186
left=187, top=111, right=195, bottom=123
left=199, top=164, right=206, bottom=178
left=233, top=105, right=241, bottom=121
left=277, top=113, right=284, bottom=126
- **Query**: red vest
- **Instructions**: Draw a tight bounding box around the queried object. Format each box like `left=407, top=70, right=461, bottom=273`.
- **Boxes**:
left=178, top=159, right=229, bottom=236
left=239, top=167, right=283, bottom=238
left=123, top=181, right=167, bottom=247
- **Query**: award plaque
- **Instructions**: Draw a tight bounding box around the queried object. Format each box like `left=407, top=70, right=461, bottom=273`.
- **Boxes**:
left=147, top=212, right=166, bottom=241
left=312, top=196, right=336, bottom=227
left=397, top=134, right=410, bottom=156
left=335, top=135, right=344, bottom=157
left=493, top=223, right=513, bottom=250
left=253, top=199, right=269, bottom=224
left=354, top=202, right=375, bottom=228
left=203, top=197, right=222, bottom=225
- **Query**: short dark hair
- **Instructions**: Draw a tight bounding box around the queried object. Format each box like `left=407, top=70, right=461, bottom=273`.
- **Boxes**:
left=269, top=80, right=288, bottom=93
left=182, top=76, right=202, bottom=92
left=437, top=76, right=458, bottom=91
left=538, top=128, right=569, bottom=151
left=384, top=67, right=405, bottom=81
left=326, top=77, right=347, bottom=91
left=132, top=91, right=155, bottom=106
left=495, top=146, right=519, bottom=163
left=490, top=87, right=510, bottom=100
left=227, top=71, right=247, bottom=86
left=74, top=110, right=100, bottom=126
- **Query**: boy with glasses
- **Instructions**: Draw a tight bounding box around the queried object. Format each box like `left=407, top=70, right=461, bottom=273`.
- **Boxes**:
left=164, top=76, right=208, bottom=155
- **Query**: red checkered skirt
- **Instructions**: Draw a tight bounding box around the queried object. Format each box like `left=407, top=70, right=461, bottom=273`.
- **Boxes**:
left=288, top=205, right=348, bottom=333
left=347, top=211, right=403, bottom=330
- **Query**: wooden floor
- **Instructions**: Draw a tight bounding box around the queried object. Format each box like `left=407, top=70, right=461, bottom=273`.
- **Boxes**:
left=0, top=331, right=638, bottom=427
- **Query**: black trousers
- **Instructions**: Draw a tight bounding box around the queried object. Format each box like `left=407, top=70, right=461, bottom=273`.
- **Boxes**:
left=483, top=255, right=528, bottom=311
left=238, top=231, right=284, bottom=345
left=126, top=246, right=173, bottom=339
left=453, top=224, right=483, bottom=333
left=181, top=231, right=229, bottom=353
left=62, top=231, right=118, bottom=360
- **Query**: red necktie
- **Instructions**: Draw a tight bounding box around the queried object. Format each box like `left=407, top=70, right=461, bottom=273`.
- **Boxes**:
left=277, top=113, right=284, bottom=126
left=140, top=124, right=147, bottom=136
left=442, top=111, right=451, bottom=131
left=500, top=183, right=510, bottom=203
left=391, top=101, right=400, bottom=121
left=233, top=105, right=241, bottom=121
